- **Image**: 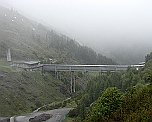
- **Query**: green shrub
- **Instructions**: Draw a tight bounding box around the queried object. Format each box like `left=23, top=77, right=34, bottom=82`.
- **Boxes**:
left=68, top=109, right=79, bottom=118
left=110, top=84, right=152, bottom=122
left=84, top=87, right=123, bottom=122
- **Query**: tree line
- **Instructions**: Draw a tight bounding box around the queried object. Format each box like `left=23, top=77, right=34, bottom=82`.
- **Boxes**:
left=67, top=52, right=152, bottom=122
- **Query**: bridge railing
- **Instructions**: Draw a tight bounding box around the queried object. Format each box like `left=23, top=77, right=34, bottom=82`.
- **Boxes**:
left=42, top=64, right=144, bottom=72
left=11, top=62, right=144, bottom=72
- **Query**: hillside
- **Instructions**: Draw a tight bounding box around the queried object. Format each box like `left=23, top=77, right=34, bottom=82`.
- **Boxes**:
left=0, top=6, right=116, bottom=117
left=0, top=70, right=68, bottom=116
left=66, top=53, right=152, bottom=122
left=0, top=60, right=90, bottom=117
left=0, top=6, right=115, bottom=64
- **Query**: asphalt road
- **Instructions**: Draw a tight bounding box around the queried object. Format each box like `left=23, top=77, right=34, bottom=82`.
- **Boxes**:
left=14, top=108, right=72, bottom=122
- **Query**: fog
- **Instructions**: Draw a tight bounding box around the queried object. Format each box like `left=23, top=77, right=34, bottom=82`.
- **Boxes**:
left=1, top=0, right=152, bottom=64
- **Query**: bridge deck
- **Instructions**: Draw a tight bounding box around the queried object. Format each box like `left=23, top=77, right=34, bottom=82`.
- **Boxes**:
left=12, top=61, right=144, bottom=72
left=43, top=64, right=144, bottom=72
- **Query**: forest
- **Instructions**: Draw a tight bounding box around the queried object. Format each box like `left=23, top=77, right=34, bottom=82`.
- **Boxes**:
left=66, top=52, right=152, bottom=122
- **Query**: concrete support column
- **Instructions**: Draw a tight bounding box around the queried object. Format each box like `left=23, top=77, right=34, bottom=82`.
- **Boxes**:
left=58, top=72, right=61, bottom=80
left=54, top=71, right=59, bottom=79
left=70, top=71, right=73, bottom=93
left=73, top=75, right=76, bottom=93
left=55, top=65, right=57, bottom=79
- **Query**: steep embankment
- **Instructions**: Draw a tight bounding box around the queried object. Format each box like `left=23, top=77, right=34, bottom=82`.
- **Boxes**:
left=0, top=6, right=115, bottom=64
left=0, top=60, right=69, bottom=116
left=0, top=70, right=68, bottom=117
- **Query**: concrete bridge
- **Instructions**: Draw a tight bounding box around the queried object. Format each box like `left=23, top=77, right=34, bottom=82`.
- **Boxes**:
left=12, top=62, right=145, bottom=94
left=12, top=61, right=144, bottom=73
left=42, top=64, right=144, bottom=72
left=42, top=64, right=144, bottom=93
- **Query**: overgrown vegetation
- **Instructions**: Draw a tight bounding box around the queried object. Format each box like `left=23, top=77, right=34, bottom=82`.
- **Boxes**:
left=67, top=52, right=152, bottom=122
left=84, top=87, right=123, bottom=122
left=0, top=60, right=88, bottom=117
left=0, top=71, right=68, bottom=116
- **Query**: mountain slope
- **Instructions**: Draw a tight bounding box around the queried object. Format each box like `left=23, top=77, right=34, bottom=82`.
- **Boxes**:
left=0, top=71, right=67, bottom=116
left=0, top=6, right=115, bottom=64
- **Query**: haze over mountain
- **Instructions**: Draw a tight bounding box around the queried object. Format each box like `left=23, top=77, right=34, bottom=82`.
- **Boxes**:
left=1, top=0, right=152, bottom=64
left=1, top=1, right=152, bottom=120
left=0, top=6, right=115, bottom=64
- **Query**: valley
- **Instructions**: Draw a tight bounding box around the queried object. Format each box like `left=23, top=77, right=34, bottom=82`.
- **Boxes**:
left=0, top=3, right=152, bottom=122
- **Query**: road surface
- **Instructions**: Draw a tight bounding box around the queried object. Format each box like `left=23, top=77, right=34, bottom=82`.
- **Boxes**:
left=14, top=108, right=71, bottom=122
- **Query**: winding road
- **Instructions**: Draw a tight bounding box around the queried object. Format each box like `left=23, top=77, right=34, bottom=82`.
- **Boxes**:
left=12, top=108, right=71, bottom=122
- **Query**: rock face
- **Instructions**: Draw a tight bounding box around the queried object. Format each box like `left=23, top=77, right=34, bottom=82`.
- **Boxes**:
left=29, top=113, right=52, bottom=122
left=0, top=118, right=10, bottom=122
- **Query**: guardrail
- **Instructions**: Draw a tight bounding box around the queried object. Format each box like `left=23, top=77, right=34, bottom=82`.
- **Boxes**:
left=43, top=64, right=144, bottom=72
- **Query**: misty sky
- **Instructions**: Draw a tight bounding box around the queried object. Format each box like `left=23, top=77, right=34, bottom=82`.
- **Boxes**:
left=1, top=0, right=152, bottom=54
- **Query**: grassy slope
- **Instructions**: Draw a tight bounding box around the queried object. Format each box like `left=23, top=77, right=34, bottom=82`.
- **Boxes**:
left=0, top=60, right=15, bottom=73
left=0, top=66, right=67, bottom=116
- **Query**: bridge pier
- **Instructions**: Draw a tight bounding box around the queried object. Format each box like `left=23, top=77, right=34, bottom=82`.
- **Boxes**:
left=70, top=71, right=76, bottom=94
left=70, top=71, right=73, bottom=93
left=58, top=72, right=62, bottom=80
left=42, top=64, right=144, bottom=94
left=56, top=71, right=59, bottom=79
left=73, top=75, right=76, bottom=93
